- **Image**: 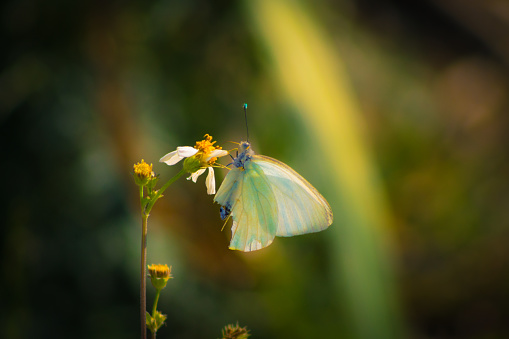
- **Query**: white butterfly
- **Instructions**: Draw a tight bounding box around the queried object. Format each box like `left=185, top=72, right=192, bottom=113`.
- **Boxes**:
left=214, top=141, right=333, bottom=251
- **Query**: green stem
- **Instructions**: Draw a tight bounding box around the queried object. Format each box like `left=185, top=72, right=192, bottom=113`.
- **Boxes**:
left=152, top=289, right=161, bottom=318
left=145, top=168, right=186, bottom=214
left=141, top=214, right=148, bottom=339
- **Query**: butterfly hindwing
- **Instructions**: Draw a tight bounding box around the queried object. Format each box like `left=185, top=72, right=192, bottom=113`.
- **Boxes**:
left=252, top=155, right=333, bottom=236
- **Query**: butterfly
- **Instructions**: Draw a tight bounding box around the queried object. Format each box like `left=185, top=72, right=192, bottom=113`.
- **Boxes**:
left=214, top=141, right=333, bottom=251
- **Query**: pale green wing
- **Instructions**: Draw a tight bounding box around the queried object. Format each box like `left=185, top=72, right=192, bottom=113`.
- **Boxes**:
left=252, top=155, right=333, bottom=236
left=214, top=161, right=279, bottom=251
left=214, top=167, right=242, bottom=207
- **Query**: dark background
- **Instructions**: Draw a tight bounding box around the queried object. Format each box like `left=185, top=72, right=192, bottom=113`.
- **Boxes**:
left=1, top=0, right=508, bottom=338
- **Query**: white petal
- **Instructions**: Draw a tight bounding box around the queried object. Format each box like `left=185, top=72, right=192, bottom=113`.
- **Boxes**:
left=177, top=146, right=199, bottom=157
left=204, top=149, right=229, bottom=162
left=159, top=150, right=184, bottom=166
left=189, top=168, right=206, bottom=183
left=159, top=150, right=177, bottom=162
left=206, top=167, right=216, bottom=195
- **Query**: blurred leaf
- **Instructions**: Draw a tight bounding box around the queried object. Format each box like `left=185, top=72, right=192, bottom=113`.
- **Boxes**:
left=246, top=0, right=404, bottom=338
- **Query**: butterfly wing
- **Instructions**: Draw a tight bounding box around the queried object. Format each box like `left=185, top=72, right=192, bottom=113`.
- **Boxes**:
left=214, top=162, right=279, bottom=251
left=252, top=155, right=333, bottom=236
left=214, top=166, right=242, bottom=210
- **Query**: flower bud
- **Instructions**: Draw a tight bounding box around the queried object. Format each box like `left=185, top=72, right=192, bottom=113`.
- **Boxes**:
left=146, top=310, right=167, bottom=333
left=221, top=322, right=250, bottom=339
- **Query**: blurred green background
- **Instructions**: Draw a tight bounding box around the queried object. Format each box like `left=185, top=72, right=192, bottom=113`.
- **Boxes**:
left=2, top=0, right=509, bottom=338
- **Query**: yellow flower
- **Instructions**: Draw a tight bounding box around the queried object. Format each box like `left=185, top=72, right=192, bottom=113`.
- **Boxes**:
left=159, top=134, right=228, bottom=194
left=133, top=159, right=154, bottom=186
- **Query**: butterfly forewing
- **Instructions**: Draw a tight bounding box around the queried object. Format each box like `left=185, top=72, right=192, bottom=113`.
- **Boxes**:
left=214, top=167, right=241, bottom=208
left=215, top=161, right=279, bottom=251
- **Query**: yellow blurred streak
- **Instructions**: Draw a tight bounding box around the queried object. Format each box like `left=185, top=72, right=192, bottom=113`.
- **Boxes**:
left=246, top=0, right=404, bottom=338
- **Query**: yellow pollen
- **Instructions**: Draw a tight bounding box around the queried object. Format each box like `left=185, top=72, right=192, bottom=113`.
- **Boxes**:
left=134, top=159, right=153, bottom=178
left=148, top=264, right=172, bottom=279
left=194, top=134, right=222, bottom=155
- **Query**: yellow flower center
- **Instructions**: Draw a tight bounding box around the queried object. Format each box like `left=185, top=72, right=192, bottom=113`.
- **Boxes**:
left=194, top=134, right=222, bottom=165
left=148, top=264, right=172, bottom=279
left=195, top=134, right=221, bottom=153
left=134, top=159, right=153, bottom=178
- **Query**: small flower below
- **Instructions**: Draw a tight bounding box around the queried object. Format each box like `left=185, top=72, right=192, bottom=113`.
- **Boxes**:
left=148, top=264, right=172, bottom=279
left=160, top=134, right=228, bottom=194
left=148, top=264, right=172, bottom=291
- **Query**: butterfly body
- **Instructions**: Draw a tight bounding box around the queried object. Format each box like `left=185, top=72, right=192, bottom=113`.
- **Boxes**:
left=214, top=141, right=333, bottom=251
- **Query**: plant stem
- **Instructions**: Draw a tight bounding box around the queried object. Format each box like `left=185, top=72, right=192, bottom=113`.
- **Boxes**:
left=150, top=289, right=162, bottom=339
left=152, top=289, right=161, bottom=318
left=141, top=213, right=148, bottom=339
left=139, top=168, right=185, bottom=339
left=139, top=168, right=187, bottom=339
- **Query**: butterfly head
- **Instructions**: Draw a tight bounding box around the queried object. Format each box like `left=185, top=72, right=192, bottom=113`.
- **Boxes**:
left=233, top=141, right=254, bottom=169
left=239, top=141, right=251, bottom=153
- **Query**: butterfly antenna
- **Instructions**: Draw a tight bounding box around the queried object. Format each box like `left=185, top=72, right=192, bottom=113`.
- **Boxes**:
left=243, top=103, right=249, bottom=142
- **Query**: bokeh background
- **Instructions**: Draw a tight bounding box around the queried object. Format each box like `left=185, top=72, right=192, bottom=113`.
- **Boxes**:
left=2, top=0, right=509, bottom=338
